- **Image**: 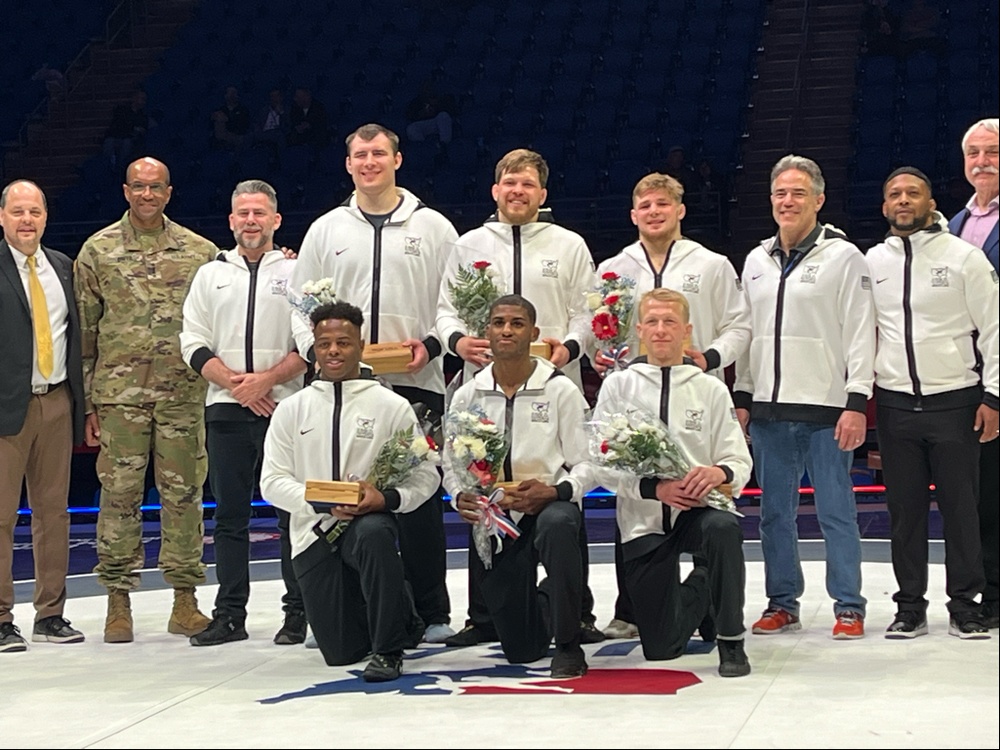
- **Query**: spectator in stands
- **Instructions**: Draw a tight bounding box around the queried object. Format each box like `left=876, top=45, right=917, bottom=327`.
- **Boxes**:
left=253, top=88, right=289, bottom=164
left=592, top=172, right=750, bottom=640
left=869, top=166, right=997, bottom=640
left=102, top=90, right=154, bottom=173
left=30, top=63, right=67, bottom=106
left=948, top=118, right=1000, bottom=630
left=406, top=80, right=455, bottom=145
left=862, top=0, right=898, bottom=55
left=287, top=87, right=329, bottom=149
left=688, top=159, right=731, bottom=237
left=211, top=86, right=251, bottom=152
left=0, top=180, right=86, bottom=653
left=735, top=155, right=875, bottom=640
left=662, top=146, right=696, bottom=190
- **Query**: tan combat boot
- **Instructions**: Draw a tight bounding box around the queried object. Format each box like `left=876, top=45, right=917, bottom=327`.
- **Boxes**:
left=168, top=588, right=211, bottom=636
left=104, top=590, right=134, bottom=643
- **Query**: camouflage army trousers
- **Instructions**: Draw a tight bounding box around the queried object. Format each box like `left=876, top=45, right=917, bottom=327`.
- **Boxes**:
left=94, top=402, right=208, bottom=591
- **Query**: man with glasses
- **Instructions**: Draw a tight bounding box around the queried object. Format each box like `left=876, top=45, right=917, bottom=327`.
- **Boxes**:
left=75, top=157, right=220, bottom=643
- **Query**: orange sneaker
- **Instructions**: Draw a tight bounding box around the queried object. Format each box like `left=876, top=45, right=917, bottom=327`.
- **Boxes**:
left=752, top=608, right=801, bottom=634
left=832, top=611, right=865, bottom=640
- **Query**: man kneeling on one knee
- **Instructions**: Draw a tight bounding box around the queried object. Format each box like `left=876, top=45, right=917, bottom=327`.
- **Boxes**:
left=590, top=289, right=753, bottom=677
left=260, top=302, right=436, bottom=682
left=444, top=295, right=593, bottom=679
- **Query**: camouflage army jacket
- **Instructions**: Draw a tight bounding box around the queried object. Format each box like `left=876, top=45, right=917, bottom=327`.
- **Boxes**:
left=75, top=212, right=220, bottom=408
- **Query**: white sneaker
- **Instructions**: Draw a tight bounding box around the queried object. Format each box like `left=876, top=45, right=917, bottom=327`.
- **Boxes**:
left=423, top=623, right=457, bottom=643
left=602, top=618, right=639, bottom=639
left=304, top=634, right=320, bottom=649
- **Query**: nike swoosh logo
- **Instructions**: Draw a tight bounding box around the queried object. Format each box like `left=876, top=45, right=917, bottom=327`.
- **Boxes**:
left=751, top=273, right=763, bottom=280
left=335, top=247, right=349, bottom=256
left=876, top=278, right=888, bottom=284
left=300, top=428, right=315, bottom=435
left=216, top=283, right=231, bottom=289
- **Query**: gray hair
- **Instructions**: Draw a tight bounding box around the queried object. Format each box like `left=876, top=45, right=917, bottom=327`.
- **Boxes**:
left=1, top=179, right=48, bottom=210
left=770, top=154, right=825, bottom=195
left=961, top=118, right=999, bottom=151
left=231, top=179, right=278, bottom=211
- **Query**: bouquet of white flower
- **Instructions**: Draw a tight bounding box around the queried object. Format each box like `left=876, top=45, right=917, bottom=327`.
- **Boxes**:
left=588, top=410, right=739, bottom=514
left=444, top=405, right=517, bottom=568
left=366, top=427, right=440, bottom=491
left=288, top=277, right=338, bottom=322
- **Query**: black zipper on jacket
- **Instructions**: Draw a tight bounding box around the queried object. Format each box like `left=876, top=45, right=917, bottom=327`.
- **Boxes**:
left=641, top=240, right=674, bottom=288
left=512, top=225, right=522, bottom=295
left=902, top=238, right=923, bottom=408
left=770, top=249, right=808, bottom=403
left=370, top=226, right=383, bottom=343
left=502, top=394, right=516, bottom=481
left=331, top=382, right=343, bottom=480
left=659, top=368, right=672, bottom=532
left=244, top=261, right=260, bottom=373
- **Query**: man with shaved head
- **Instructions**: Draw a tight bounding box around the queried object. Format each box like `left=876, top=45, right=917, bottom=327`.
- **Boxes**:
left=75, top=157, right=221, bottom=643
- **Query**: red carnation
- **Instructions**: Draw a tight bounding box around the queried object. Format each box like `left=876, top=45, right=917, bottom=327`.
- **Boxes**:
left=473, top=261, right=491, bottom=270
left=600, top=440, right=609, bottom=454
left=591, top=312, right=619, bottom=341
left=426, top=435, right=438, bottom=451
left=602, top=271, right=619, bottom=281
left=469, top=459, right=496, bottom=487
left=604, top=294, right=620, bottom=306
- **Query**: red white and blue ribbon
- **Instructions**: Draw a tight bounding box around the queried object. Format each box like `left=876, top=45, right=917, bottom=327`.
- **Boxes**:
left=600, top=343, right=631, bottom=371
left=479, top=487, right=522, bottom=542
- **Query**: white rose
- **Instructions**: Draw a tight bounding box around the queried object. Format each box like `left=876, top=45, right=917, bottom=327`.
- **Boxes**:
left=585, top=292, right=604, bottom=311
left=410, top=437, right=429, bottom=458
left=469, top=438, right=487, bottom=460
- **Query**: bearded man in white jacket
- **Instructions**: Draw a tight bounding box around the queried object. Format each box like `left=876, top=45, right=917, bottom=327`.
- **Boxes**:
left=868, top=167, right=998, bottom=640
left=260, top=302, right=438, bottom=682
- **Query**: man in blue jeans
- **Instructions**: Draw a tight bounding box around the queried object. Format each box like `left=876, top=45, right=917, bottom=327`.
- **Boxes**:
left=734, top=155, right=876, bottom=639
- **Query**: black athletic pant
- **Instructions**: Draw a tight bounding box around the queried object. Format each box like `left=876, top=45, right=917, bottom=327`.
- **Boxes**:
left=472, top=502, right=584, bottom=664
left=207, top=418, right=302, bottom=620
left=979, top=440, right=999, bottom=605
left=397, top=486, right=451, bottom=625
left=877, top=404, right=985, bottom=615
left=465, top=503, right=596, bottom=632
left=293, top=513, right=423, bottom=666
left=624, top=508, right=745, bottom=661
left=612, top=525, right=635, bottom=622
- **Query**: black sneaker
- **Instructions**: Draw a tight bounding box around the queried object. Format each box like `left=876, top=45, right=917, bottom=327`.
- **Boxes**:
left=550, top=638, right=588, bottom=679
left=949, top=613, right=991, bottom=640
left=885, top=611, right=928, bottom=639
left=1, top=622, right=28, bottom=653
left=32, top=615, right=85, bottom=644
left=443, top=623, right=497, bottom=648
left=273, top=610, right=307, bottom=645
left=980, top=601, right=999, bottom=630
left=363, top=651, right=403, bottom=682
left=189, top=615, right=248, bottom=647
left=579, top=620, right=606, bottom=644
left=717, top=639, right=751, bottom=678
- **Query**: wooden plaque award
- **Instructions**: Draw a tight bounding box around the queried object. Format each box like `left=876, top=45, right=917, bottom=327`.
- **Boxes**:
left=362, top=342, right=413, bottom=375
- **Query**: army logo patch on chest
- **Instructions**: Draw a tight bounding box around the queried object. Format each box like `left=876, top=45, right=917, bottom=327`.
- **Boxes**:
left=531, top=402, right=550, bottom=423
left=404, top=237, right=422, bottom=256
left=800, top=265, right=818, bottom=284
left=541, top=259, right=559, bottom=278
left=682, top=274, right=701, bottom=294
left=685, top=409, right=703, bottom=432
left=270, top=278, right=288, bottom=296
left=356, top=417, right=375, bottom=439
left=931, top=267, right=949, bottom=287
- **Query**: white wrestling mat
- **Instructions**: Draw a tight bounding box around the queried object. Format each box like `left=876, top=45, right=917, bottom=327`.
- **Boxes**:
left=3, top=558, right=998, bottom=749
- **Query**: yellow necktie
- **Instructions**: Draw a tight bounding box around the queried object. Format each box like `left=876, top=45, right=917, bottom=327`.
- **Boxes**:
left=26, top=254, right=54, bottom=380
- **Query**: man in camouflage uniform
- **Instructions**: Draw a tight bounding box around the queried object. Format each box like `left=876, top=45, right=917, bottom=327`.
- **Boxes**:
left=75, top=157, right=219, bottom=643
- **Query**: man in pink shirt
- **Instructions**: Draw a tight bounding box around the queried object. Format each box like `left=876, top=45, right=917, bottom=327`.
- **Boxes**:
left=948, top=117, right=999, bottom=629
